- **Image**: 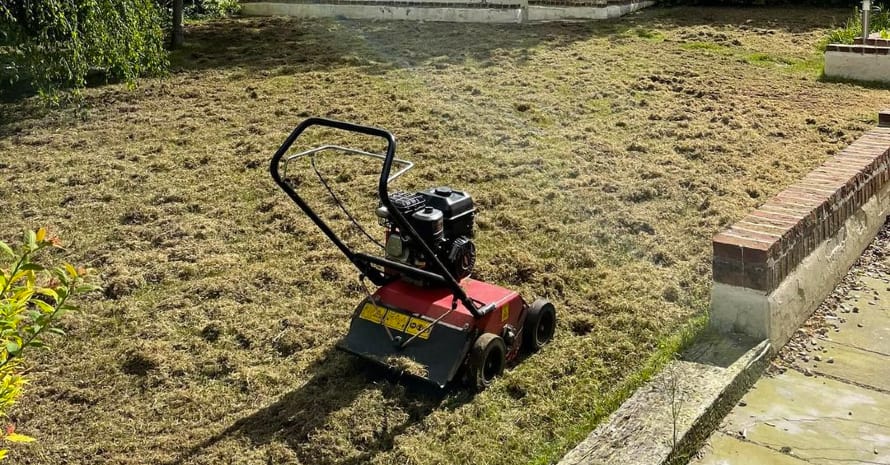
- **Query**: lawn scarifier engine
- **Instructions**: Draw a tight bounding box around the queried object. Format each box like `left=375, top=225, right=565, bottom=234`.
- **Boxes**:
left=270, top=117, right=556, bottom=390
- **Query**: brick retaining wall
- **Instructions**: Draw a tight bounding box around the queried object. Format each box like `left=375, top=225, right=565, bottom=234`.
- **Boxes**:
left=714, top=113, right=890, bottom=293
left=711, top=110, right=890, bottom=346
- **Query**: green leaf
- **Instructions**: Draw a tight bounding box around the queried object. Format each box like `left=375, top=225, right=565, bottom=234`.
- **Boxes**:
left=5, top=341, right=19, bottom=356
left=0, top=242, right=13, bottom=259
left=52, top=268, right=69, bottom=286
left=36, top=288, right=59, bottom=301
left=47, top=327, right=66, bottom=337
left=19, top=263, right=44, bottom=272
left=32, top=300, right=54, bottom=314
left=25, top=230, right=36, bottom=251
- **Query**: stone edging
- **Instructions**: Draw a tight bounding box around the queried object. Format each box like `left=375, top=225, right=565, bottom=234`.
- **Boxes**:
left=558, top=333, right=770, bottom=465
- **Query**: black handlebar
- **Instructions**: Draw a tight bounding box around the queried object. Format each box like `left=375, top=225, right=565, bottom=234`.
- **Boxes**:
left=270, top=117, right=487, bottom=318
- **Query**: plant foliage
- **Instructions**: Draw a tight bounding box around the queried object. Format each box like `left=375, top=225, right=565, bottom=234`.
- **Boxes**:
left=0, top=229, right=97, bottom=460
left=0, top=0, right=168, bottom=99
left=154, top=0, right=241, bottom=20
left=823, top=3, right=890, bottom=47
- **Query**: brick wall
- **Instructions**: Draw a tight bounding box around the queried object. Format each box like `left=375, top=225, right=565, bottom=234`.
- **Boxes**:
left=825, top=44, right=890, bottom=55
left=713, top=110, right=890, bottom=294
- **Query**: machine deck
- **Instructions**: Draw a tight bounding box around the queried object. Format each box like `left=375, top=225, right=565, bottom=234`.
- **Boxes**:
left=338, top=278, right=525, bottom=387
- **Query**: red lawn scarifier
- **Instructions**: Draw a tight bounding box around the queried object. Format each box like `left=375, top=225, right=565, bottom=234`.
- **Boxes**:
left=270, top=118, right=556, bottom=390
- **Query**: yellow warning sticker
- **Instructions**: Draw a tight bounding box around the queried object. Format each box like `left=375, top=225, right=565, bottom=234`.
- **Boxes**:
left=383, top=311, right=410, bottom=332
left=359, top=303, right=433, bottom=339
left=501, top=304, right=509, bottom=323
left=359, top=303, right=386, bottom=324
left=405, top=317, right=432, bottom=340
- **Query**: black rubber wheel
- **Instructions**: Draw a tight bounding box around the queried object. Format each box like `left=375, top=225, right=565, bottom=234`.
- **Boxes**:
left=467, top=333, right=506, bottom=392
left=523, top=299, right=556, bottom=352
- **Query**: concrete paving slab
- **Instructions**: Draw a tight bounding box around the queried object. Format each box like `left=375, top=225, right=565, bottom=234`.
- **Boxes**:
left=828, top=276, right=890, bottom=355
left=815, top=340, right=890, bottom=393
left=694, top=219, right=890, bottom=465
left=694, top=431, right=810, bottom=465
left=710, top=369, right=890, bottom=464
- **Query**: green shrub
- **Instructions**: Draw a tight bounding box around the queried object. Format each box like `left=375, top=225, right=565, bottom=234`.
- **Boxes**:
left=823, top=3, right=890, bottom=47
left=156, top=0, right=241, bottom=19
left=0, top=229, right=97, bottom=460
left=0, top=0, right=168, bottom=101
left=191, top=0, right=242, bottom=18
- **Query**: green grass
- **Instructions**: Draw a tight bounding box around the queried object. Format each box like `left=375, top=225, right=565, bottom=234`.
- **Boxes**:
left=528, top=314, right=708, bottom=465
left=744, top=52, right=823, bottom=76
left=681, top=41, right=731, bottom=52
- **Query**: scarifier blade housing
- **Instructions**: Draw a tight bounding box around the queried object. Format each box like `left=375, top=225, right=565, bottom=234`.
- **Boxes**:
left=337, top=278, right=527, bottom=387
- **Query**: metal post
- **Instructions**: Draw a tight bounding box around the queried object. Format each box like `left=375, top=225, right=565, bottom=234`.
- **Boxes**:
left=863, top=0, right=872, bottom=46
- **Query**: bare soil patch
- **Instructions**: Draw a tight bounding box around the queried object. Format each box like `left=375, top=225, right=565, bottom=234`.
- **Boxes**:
left=1, top=6, right=889, bottom=465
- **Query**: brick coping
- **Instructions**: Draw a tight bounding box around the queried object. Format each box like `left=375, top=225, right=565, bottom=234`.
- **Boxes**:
left=825, top=44, right=890, bottom=55
left=853, top=36, right=890, bottom=47
left=713, top=110, right=890, bottom=293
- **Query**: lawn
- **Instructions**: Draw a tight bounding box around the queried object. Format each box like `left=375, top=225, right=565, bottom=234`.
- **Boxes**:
left=1, top=6, right=889, bottom=465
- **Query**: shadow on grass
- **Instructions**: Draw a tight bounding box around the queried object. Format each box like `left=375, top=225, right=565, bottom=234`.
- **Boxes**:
left=168, top=346, right=469, bottom=465
left=176, top=6, right=853, bottom=76
left=171, top=15, right=636, bottom=75
left=818, top=73, right=890, bottom=90
left=641, top=6, right=855, bottom=34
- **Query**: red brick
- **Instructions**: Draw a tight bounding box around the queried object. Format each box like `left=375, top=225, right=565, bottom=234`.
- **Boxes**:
left=773, top=194, right=826, bottom=210
left=742, top=214, right=799, bottom=230
left=713, top=257, right=748, bottom=288
left=791, top=182, right=839, bottom=196
left=803, top=172, right=850, bottom=186
left=723, top=228, right=779, bottom=244
left=714, top=230, right=774, bottom=249
left=749, top=209, right=803, bottom=224
left=713, top=236, right=743, bottom=261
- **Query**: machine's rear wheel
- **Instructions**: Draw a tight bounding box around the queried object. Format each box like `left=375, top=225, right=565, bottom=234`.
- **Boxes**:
left=467, top=333, right=506, bottom=391
left=523, top=299, right=556, bottom=352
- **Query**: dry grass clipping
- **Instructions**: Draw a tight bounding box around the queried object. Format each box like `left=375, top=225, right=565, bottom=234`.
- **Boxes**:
left=1, top=6, right=889, bottom=465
